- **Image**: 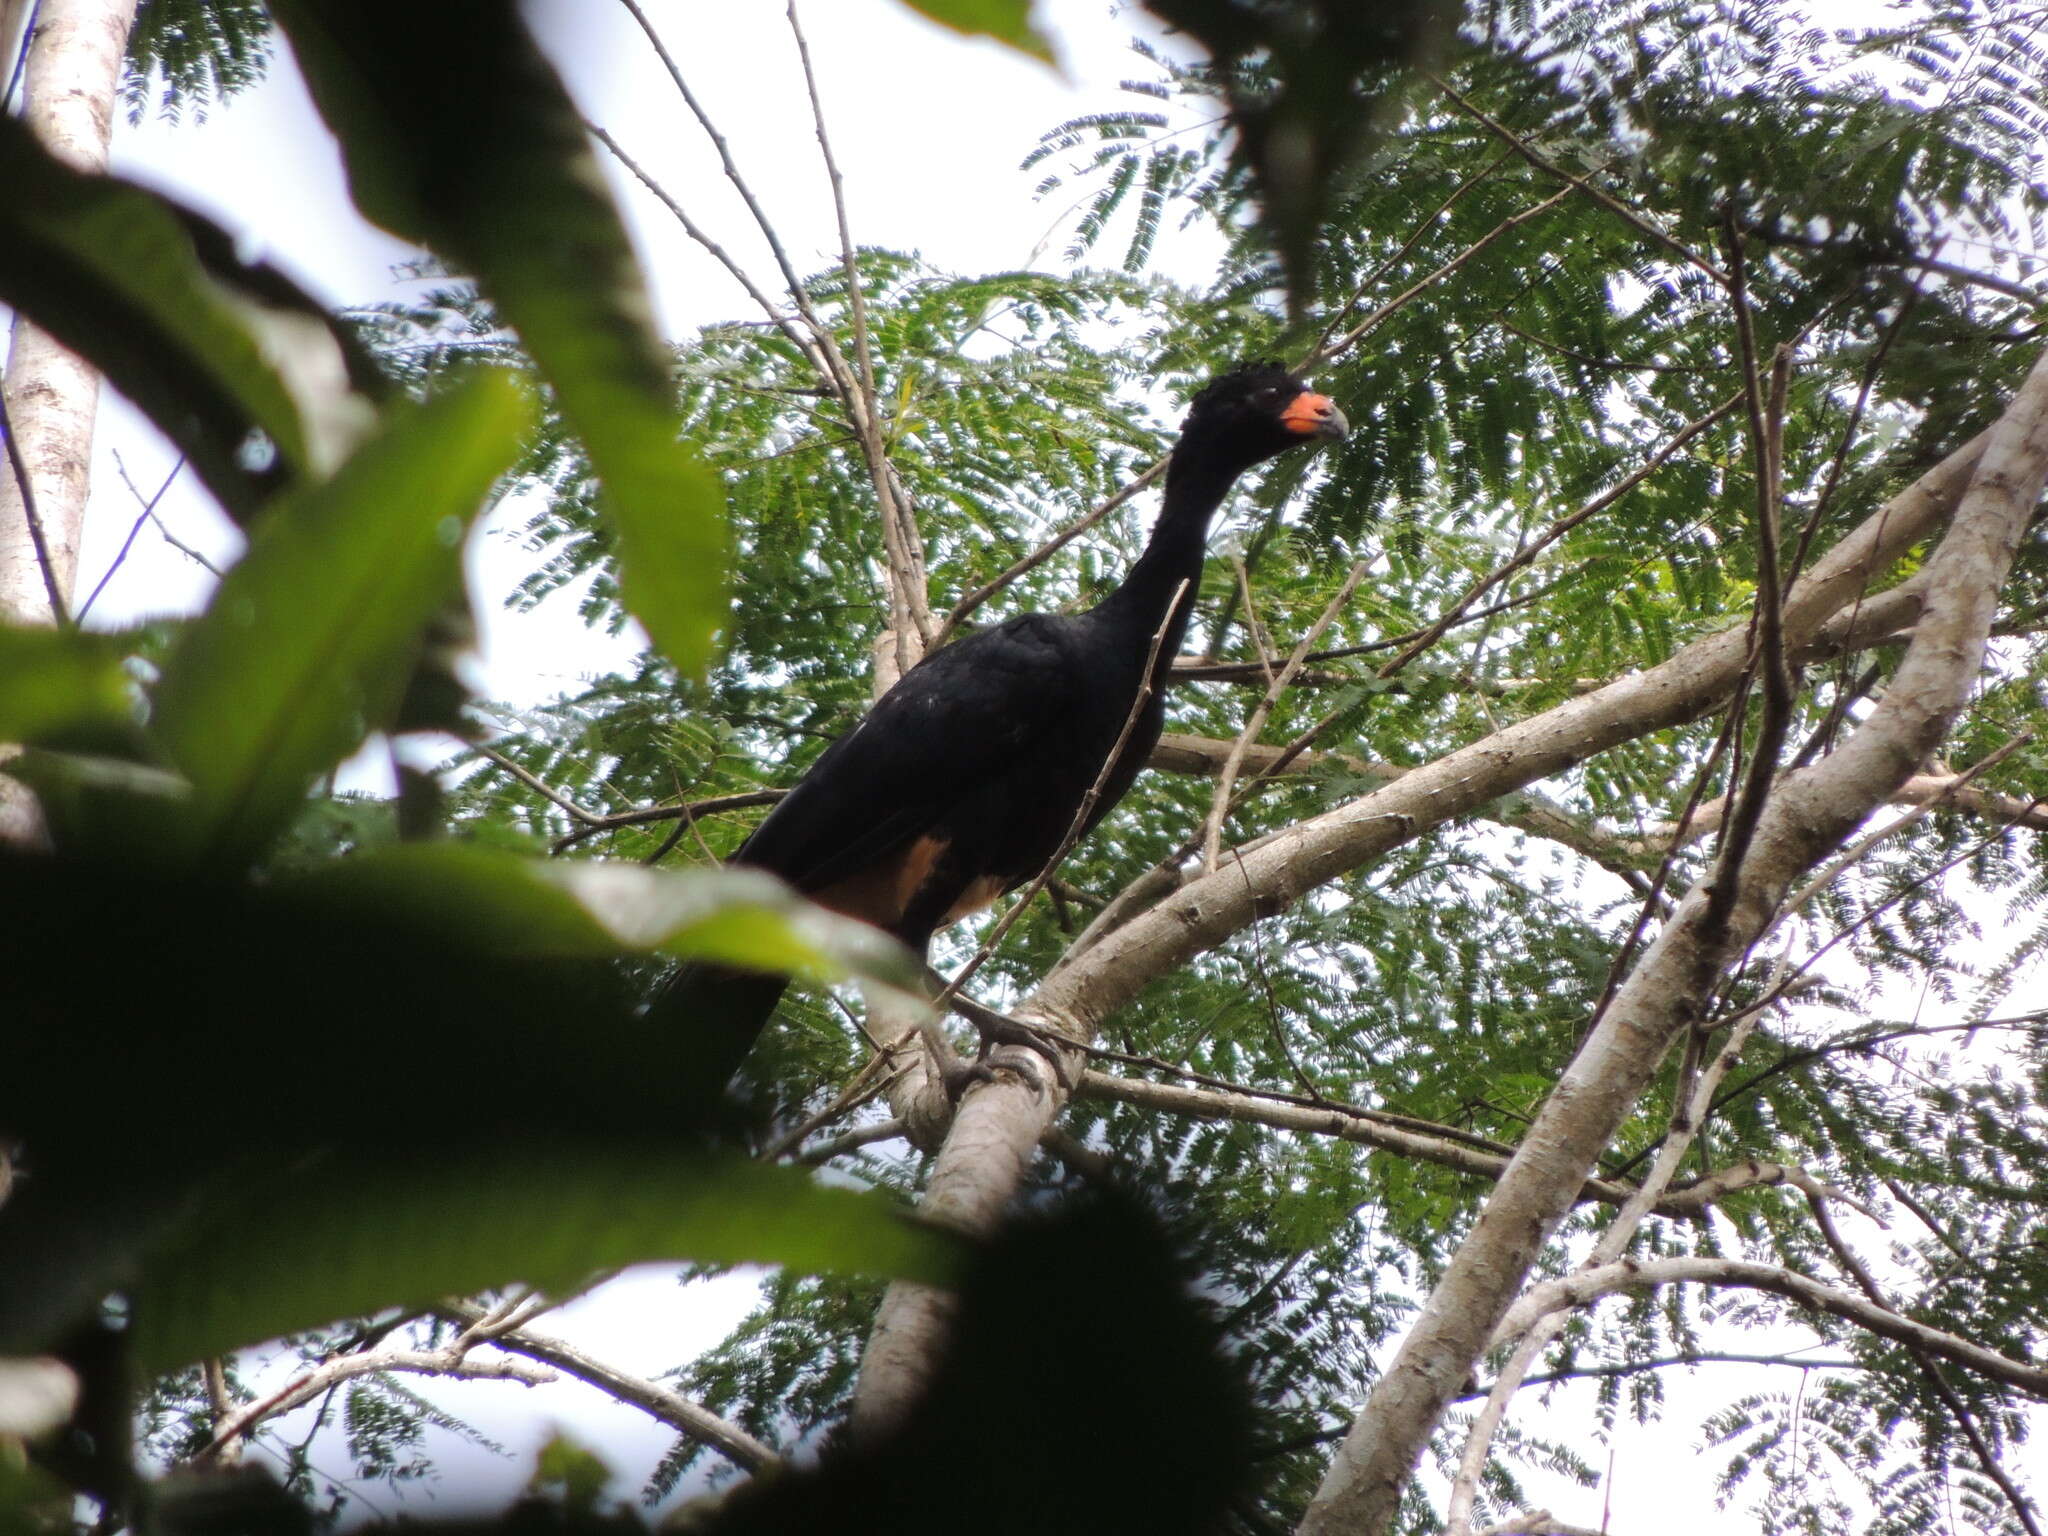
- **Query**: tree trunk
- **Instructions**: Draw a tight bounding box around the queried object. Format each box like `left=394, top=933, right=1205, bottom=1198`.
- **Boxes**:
left=0, top=0, right=141, bottom=841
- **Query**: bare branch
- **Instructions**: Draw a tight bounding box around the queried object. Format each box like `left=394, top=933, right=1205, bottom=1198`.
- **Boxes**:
left=615, top=0, right=817, bottom=326
left=586, top=124, right=821, bottom=372
left=1805, top=1192, right=2045, bottom=1536
left=1300, top=184, right=1577, bottom=369
left=549, top=789, right=783, bottom=854
left=197, top=1344, right=554, bottom=1463
left=477, top=745, right=604, bottom=827
left=1200, top=560, right=1367, bottom=871
left=75, top=455, right=183, bottom=623
left=1446, top=956, right=1778, bottom=1535
left=933, top=459, right=1167, bottom=647
left=0, top=381, right=69, bottom=625
left=1306, top=148, right=1516, bottom=361
left=796, top=1116, right=908, bottom=1165
left=787, top=0, right=932, bottom=662
left=442, top=1301, right=777, bottom=1472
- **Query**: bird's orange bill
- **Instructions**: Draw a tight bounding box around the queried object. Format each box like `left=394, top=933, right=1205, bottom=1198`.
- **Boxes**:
left=1282, top=391, right=1349, bottom=440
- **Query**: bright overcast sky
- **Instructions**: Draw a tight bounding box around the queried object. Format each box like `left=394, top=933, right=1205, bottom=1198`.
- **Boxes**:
left=60, top=2, right=1963, bottom=1527
left=81, top=0, right=1204, bottom=704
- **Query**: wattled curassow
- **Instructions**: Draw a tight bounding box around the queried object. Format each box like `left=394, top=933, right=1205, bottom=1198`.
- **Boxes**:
left=664, top=364, right=1347, bottom=1088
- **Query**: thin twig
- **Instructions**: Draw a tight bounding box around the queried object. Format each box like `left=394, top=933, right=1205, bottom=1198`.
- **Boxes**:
left=1492, top=312, right=1716, bottom=375
left=787, top=0, right=932, bottom=660
left=1233, top=397, right=1739, bottom=798
left=441, top=1301, right=777, bottom=1472
left=1777, top=734, right=2032, bottom=924
left=616, top=0, right=819, bottom=327
left=1373, top=394, right=1743, bottom=682
left=113, top=450, right=218, bottom=575
left=1806, top=1192, right=2044, bottom=1536
left=1300, top=184, right=1577, bottom=369
left=796, top=1116, right=908, bottom=1165
left=477, top=745, right=604, bottom=826
left=1307, top=148, right=1516, bottom=361
left=1201, top=561, right=1369, bottom=871
left=1736, top=220, right=2044, bottom=307
left=933, top=458, right=1168, bottom=646
left=1427, top=71, right=1730, bottom=288
left=76, top=457, right=184, bottom=623
left=1703, top=225, right=1796, bottom=936
left=586, top=124, right=821, bottom=373
left=549, top=789, right=784, bottom=853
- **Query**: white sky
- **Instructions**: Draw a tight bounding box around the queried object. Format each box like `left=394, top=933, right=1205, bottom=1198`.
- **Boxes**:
left=39, top=0, right=2040, bottom=1528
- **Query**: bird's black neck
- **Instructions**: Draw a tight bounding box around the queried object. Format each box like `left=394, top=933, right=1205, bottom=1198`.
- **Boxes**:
left=1092, top=447, right=1242, bottom=668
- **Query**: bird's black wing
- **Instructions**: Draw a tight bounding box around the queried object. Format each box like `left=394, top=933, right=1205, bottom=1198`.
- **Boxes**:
left=733, top=613, right=1085, bottom=894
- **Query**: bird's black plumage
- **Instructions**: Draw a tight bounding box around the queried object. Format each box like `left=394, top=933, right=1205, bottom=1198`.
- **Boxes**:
left=666, top=364, right=1347, bottom=1088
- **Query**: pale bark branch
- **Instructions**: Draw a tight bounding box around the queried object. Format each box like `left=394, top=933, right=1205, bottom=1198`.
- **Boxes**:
left=0, top=0, right=141, bottom=841
left=1475, top=1514, right=1607, bottom=1536
left=442, top=1300, right=778, bottom=1472
left=196, top=1344, right=555, bottom=1463
left=1445, top=956, right=1776, bottom=1535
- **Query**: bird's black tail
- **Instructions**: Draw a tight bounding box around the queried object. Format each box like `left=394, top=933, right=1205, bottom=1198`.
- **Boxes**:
left=652, top=959, right=792, bottom=1107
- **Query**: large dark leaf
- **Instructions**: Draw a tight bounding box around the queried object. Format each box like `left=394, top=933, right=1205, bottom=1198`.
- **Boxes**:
left=135, top=1150, right=951, bottom=1374
left=271, top=0, right=727, bottom=678
left=0, top=115, right=383, bottom=523
left=897, top=0, right=1052, bottom=59
left=292, top=843, right=923, bottom=987
left=0, top=627, right=139, bottom=751
left=0, top=852, right=945, bottom=1364
left=151, top=369, right=531, bottom=865
left=1140, top=0, right=1457, bottom=312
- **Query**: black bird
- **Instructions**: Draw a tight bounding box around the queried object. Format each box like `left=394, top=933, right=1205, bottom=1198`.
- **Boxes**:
left=668, top=364, right=1347, bottom=1089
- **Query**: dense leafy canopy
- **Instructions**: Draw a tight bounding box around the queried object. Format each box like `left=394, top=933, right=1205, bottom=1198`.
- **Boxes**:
left=3, top=0, right=2047, bottom=1533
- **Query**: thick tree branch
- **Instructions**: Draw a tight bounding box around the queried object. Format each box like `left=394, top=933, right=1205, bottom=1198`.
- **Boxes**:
left=1076, top=1070, right=1844, bottom=1222
left=1445, top=969, right=1775, bottom=1535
